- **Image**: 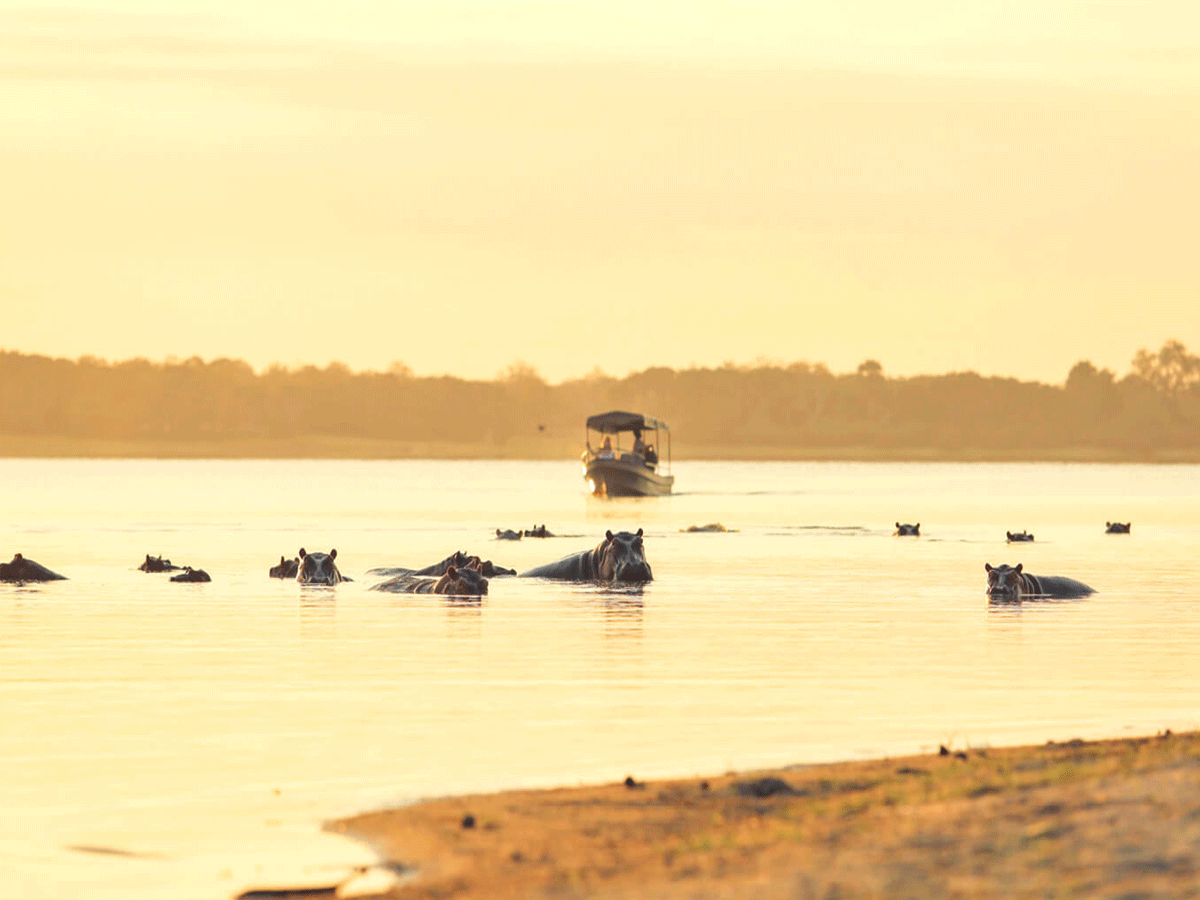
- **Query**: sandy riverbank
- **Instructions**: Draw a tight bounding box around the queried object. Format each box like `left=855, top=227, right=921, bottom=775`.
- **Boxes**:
left=307, top=730, right=1200, bottom=899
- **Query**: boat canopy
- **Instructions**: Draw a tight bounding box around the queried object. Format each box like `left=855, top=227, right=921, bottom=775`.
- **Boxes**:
left=585, top=410, right=670, bottom=434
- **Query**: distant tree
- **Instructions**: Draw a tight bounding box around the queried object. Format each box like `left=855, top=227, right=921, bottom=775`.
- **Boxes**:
left=1131, top=340, right=1200, bottom=394
left=1065, top=360, right=1115, bottom=392
left=498, top=361, right=545, bottom=385
left=2, top=346, right=1200, bottom=458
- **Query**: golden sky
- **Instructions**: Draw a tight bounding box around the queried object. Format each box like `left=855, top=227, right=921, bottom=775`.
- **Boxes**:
left=2, top=1, right=1198, bottom=382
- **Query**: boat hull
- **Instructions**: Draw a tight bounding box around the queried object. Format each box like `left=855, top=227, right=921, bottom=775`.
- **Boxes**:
left=585, top=458, right=674, bottom=497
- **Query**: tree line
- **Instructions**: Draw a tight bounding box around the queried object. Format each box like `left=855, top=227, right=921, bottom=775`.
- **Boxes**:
left=1, top=341, right=1198, bottom=459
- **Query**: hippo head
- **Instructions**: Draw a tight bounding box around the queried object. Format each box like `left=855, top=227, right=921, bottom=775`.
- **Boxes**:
left=598, top=529, right=653, bottom=583
left=985, top=563, right=1024, bottom=597
left=895, top=522, right=920, bottom=536
left=463, top=556, right=516, bottom=578
left=270, top=555, right=299, bottom=578
left=0, top=554, right=21, bottom=580
left=435, top=565, right=489, bottom=596
left=297, top=548, right=343, bottom=584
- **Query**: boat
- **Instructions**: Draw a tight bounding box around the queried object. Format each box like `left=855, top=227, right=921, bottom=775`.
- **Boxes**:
left=582, top=410, right=674, bottom=497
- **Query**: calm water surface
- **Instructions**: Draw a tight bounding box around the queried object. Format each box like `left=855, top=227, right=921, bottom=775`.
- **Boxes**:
left=3, top=459, right=1199, bottom=899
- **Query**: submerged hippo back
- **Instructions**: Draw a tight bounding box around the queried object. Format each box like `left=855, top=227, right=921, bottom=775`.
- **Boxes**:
left=297, top=548, right=344, bottom=584
left=0, top=553, right=67, bottom=583
left=171, top=566, right=211, bottom=583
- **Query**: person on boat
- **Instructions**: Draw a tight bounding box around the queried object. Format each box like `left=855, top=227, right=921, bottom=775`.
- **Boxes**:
left=644, top=444, right=658, bottom=468
left=632, top=429, right=647, bottom=458
left=598, top=436, right=615, bottom=459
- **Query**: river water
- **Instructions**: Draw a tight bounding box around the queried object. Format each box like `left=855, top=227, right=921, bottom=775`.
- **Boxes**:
left=3, top=459, right=1199, bottom=899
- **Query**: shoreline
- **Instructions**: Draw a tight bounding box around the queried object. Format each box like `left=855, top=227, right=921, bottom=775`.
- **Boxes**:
left=2, top=436, right=1199, bottom=464
left=309, top=729, right=1200, bottom=899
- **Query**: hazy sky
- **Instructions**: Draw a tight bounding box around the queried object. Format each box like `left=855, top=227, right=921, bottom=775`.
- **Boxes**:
left=2, top=1, right=1198, bottom=382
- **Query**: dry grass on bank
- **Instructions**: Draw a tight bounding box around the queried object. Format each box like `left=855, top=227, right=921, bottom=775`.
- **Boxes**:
left=329, top=731, right=1200, bottom=900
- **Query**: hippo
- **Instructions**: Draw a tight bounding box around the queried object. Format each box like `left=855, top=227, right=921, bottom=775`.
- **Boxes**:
left=524, top=525, right=554, bottom=538
left=895, top=522, right=920, bottom=536
left=139, top=554, right=181, bottom=573
left=410, top=550, right=472, bottom=575
left=682, top=523, right=737, bottom=533
left=370, top=565, right=489, bottom=596
left=364, top=551, right=470, bottom=579
left=1106, top=522, right=1131, bottom=534
left=464, top=556, right=516, bottom=577
left=368, top=551, right=516, bottom=579
left=0, top=553, right=66, bottom=583
left=296, top=548, right=345, bottom=584
left=496, top=529, right=522, bottom=541
left=520, top=529, right=652, bottom=583
left=170, top=566, right=211, bottom=583
left=1006, top=531, right=1034, bottom=543
left=269, top=555, right=300, bottom=579
left=985, top=563, right=1094, bottom=600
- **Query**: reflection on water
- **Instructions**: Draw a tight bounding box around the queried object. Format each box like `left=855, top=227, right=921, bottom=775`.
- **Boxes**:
left=3, top=459, right=1200, bottom=899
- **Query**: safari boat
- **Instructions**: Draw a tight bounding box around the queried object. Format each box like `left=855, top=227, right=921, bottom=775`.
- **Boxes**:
left=582, top=411, right=674, bottom=497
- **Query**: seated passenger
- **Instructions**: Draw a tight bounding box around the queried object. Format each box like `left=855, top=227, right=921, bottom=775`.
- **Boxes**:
left=644, top=444, right=658, bottom=467
left=598, top=436, right=615, bottom=459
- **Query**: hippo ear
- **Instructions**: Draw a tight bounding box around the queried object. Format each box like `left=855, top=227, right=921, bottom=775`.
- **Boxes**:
left=1015, top=563, right=1023, bottom=574
left=896, top=522, right=901, bottom=529
left=299, top=548, right=307, bottom=558
left=446, top=565, right=457, bottom=577
left=915, top=523, right=920, bottom=529
left=636, top=527, right=643, bottom=538
left=985, top=563, right=992, bottom=572
left=330, top=549, right=337, bottom=560
left=1106, top=522, right=1111, bottom=527
left=606, top=530, right=614, bottom=542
